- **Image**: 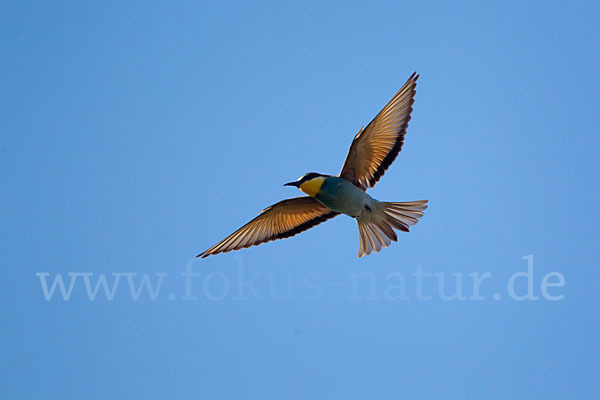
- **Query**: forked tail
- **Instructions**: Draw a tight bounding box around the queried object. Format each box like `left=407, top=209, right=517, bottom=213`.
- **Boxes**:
left=357, top=200, right=428, bottom=257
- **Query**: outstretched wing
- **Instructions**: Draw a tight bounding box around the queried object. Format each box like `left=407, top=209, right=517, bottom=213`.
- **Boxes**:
left=197, top=196, right=339, bottom=258
left=339, top=73, right=419, bottom=190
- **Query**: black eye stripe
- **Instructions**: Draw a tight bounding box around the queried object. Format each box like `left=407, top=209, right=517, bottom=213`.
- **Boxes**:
left=302, top=172, right=319, bottom=182
left=297, top=172, right=329, bottom=185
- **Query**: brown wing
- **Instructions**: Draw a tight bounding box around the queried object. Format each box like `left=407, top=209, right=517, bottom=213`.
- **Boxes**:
left=339, top=73, right=419, bottom=190
left=197, top=196, right=339, bottom=258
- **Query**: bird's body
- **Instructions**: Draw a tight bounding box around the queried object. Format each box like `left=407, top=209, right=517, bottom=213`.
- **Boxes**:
left=310, top=176, right=375, bottom=218
left=198, top=72, right=428, bottom=258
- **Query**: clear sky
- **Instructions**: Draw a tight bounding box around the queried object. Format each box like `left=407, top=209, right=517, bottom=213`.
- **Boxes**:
left=2, top=1, right=599, bottom=399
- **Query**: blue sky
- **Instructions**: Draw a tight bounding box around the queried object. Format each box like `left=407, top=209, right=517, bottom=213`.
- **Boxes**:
left=2, top=1, right=599, bottom=398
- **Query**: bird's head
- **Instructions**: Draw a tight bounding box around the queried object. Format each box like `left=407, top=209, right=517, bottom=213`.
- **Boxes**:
left=284, top=172, right=327, bottom=197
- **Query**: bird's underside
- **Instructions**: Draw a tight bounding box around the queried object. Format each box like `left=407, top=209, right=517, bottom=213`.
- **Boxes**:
left=198, top=72, right=426, bottom=258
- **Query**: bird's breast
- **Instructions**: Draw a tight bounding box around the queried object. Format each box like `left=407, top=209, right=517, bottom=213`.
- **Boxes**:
left=316, top=177, right=375, bottom=217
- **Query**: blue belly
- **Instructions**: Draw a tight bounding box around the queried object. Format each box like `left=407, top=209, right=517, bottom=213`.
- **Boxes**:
left=315, top=177, right=373, bottom=217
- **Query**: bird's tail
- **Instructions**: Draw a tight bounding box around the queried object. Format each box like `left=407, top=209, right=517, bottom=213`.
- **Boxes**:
left=357, top=200, right=428, bottom=257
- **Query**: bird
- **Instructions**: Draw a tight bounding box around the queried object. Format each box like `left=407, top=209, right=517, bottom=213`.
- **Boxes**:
left=198, top=72, right=427, bottom=258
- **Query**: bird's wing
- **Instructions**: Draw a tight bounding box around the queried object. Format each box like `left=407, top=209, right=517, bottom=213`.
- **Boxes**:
left=197, top=196, right=339, bottom=258
left=339, top=73, right=419, bottom=190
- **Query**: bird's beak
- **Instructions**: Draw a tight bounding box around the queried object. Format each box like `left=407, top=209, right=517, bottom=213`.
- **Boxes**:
left=284, top=181, right=299, bottom=187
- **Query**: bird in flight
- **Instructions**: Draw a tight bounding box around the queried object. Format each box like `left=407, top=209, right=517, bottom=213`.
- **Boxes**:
left=198, top=72, right=427, bottom=258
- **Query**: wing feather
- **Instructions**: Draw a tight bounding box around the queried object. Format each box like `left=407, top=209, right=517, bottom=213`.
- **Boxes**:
left=339, top=73, right=419, bottom=190
left=197, top=196, right=338, bottom=258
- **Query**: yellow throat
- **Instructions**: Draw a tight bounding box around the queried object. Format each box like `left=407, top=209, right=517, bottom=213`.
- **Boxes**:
left=299, top=176, right=325, bottom=197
